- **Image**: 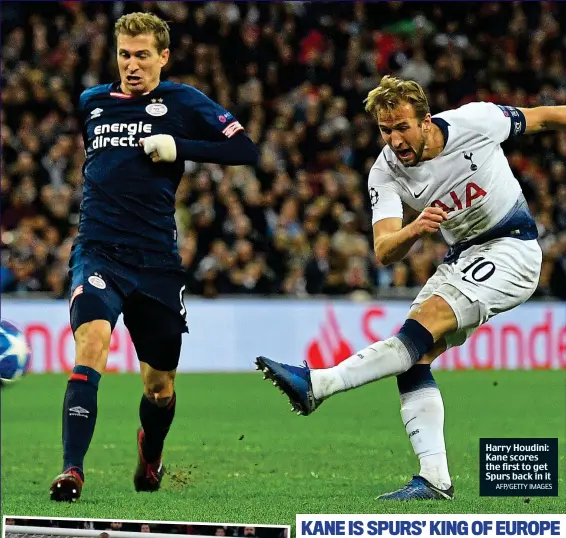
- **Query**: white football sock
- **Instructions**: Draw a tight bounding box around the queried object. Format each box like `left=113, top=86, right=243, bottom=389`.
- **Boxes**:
left=400, top=386, right=451, bottom=490
left=310, top=337, right=414, bottom=401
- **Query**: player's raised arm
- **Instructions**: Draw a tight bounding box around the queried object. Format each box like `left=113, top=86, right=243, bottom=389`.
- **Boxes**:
left=140, top=87, right=259, bottom=166
left=517, top=106, right=566, bottom=134
left=442, top=102, right=566, bottom=143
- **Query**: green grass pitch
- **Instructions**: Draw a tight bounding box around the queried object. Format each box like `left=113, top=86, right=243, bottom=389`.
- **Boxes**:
left=2, top=371, right=564, bottom=523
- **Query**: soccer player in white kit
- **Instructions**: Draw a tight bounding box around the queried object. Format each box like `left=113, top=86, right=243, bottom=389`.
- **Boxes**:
left=256, top=76, right=566, bottom=500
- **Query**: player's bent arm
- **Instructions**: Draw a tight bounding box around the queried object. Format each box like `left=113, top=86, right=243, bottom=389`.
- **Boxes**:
left=518, top=106, right=566, bottom=134
left=174, top=132, right=259, bottom=165
left=367, top=168, right=444, bottom=265
left=140, top=132, right=259, bottom=165
left=373, top=218, right=417, bottom=266
left=373, top=206, right=448, bottom=265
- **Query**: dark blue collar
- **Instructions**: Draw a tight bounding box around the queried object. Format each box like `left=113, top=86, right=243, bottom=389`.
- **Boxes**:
left=432, top=117, right=449, bottom=149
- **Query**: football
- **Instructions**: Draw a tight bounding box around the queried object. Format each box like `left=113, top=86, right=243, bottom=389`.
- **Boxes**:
left=0, top=320, right=31, bottom=385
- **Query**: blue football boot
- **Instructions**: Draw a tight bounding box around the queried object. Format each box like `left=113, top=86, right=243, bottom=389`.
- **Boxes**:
left=378, top=475, right=454, bottom=501
left=255, top=356, right=321, bottom=416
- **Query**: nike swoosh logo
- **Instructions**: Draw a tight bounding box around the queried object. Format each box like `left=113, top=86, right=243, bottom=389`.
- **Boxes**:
left=404, top=417, right=417, bottom=428
left=414, top=186, right=427, bottom=198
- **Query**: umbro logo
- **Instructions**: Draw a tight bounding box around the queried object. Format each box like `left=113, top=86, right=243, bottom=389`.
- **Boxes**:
left=69, top=406, right=90, bottom=418
left=91, top=108, right=103, bottom=119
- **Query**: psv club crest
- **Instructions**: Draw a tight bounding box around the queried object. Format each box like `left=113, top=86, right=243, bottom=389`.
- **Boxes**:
left=146, top=98, right=168, bottom=117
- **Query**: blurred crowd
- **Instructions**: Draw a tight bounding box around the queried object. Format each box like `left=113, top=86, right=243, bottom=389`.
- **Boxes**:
left=2, top=1, right=566, bottom=299
left=5, top=518, right=286, bottom=538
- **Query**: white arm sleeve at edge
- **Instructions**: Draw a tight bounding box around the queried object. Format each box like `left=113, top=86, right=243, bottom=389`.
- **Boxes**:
left=441, top=101, right=517, bottom=145
left=368, top=167, right=403, bottom=225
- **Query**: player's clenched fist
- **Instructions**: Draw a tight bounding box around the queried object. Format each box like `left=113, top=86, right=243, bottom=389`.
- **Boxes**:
left=140, top=135, right=177, bottom=163
left=409, top=206, right=448, bottom=236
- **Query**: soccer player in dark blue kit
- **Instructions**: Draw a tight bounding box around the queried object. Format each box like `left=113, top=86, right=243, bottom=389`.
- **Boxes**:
left=50, top=12, right=258, bottom=502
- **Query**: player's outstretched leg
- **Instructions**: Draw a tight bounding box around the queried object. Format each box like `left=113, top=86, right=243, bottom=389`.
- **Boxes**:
left=50, top=364, right=101, bottom=502
left=378, top=363, right=453, bottom=501
left=256, top=318, right=436, bottom=415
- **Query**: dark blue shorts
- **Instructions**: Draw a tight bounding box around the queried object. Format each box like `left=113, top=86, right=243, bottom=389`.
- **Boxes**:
left=69, top=241, right=188, bottom=342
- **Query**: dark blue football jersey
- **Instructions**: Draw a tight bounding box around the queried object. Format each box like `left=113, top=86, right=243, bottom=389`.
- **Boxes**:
left=77, top=81, right=244, bottom=252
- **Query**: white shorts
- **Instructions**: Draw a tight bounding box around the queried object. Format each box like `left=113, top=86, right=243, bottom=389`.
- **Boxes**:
left=411, top=238, right=542, bottom=349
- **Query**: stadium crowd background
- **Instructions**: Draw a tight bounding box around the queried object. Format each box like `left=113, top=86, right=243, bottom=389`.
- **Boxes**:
left=5, top=518, right=287, bottom=538
left=2, top=1, right=566, bottom=300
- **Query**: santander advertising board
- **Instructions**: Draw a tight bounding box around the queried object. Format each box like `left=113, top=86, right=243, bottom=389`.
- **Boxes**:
left=3, top=299, right=565, bottom=372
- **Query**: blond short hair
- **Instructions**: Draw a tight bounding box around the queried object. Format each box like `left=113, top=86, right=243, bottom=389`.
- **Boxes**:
left=364, top=75, right=430, bottom=122
left=115, top=12, right=170, bottom=52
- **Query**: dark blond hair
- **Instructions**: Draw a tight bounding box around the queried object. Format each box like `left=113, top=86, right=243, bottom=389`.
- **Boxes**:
left=115, top=12, right=170, bottom=52
left=364, top=75, right=430, bottom=122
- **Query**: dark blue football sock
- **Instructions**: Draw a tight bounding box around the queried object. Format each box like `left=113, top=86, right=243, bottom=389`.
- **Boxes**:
left=396, top=363, right=437, bottom=395
left=62, top=365, right=101, bottom=479
left=139, top=392, right=176, bottom=463
left=396, top=319, right=435, bottom=365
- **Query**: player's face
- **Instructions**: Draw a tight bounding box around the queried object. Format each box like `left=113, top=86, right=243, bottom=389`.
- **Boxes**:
left=378, top=103, right=431, bottom=167
left=117, top=33, right=169, bottom=95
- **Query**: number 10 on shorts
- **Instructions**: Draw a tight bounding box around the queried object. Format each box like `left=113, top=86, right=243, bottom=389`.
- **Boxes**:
left=462, top=257, right=495, bottom=283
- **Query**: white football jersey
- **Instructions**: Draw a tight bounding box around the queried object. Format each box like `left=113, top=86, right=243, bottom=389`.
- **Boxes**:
left=368, top=102, right=527, bottom=245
